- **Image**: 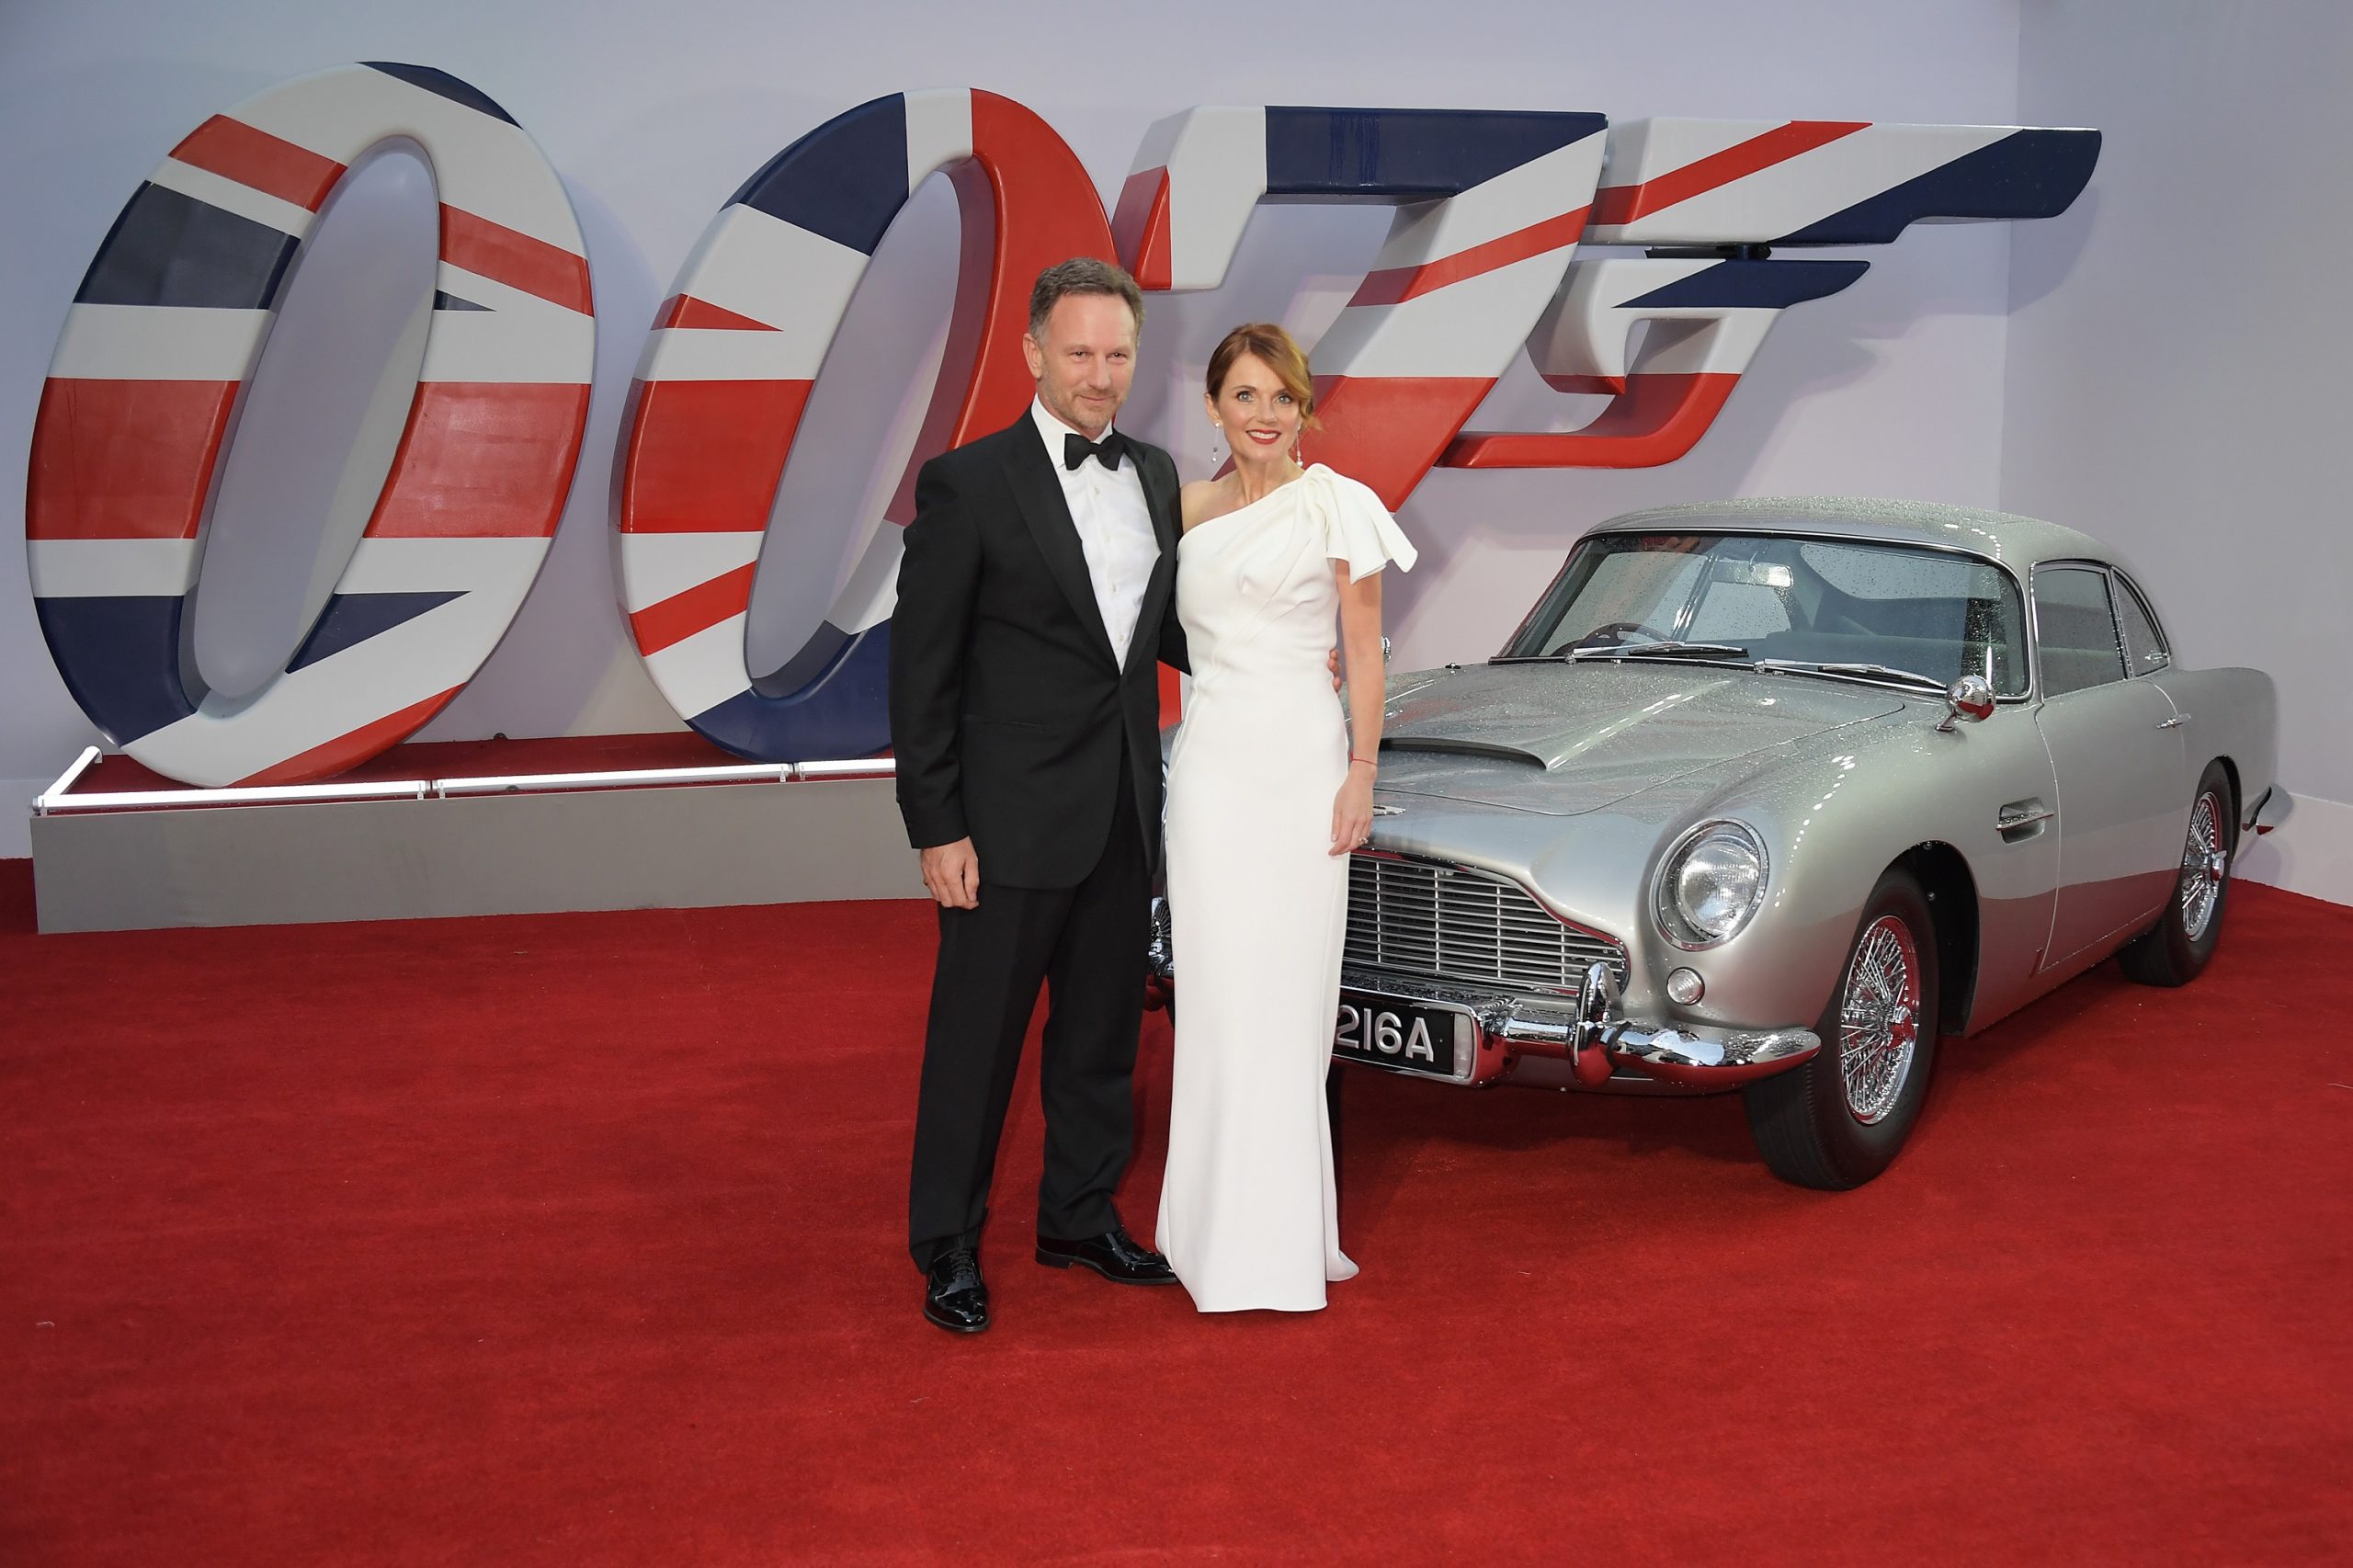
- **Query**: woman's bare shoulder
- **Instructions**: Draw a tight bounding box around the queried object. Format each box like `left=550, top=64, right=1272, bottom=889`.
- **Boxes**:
left=1178, top=478, right=1224, bottom=532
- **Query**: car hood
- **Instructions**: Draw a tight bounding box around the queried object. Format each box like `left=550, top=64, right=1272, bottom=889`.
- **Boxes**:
left=1374, top=662, right=1904, bottom=816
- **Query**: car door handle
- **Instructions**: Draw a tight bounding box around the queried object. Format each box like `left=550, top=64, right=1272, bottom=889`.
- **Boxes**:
left=1996, top=801, right=2055, bottom=840
left=2157, top=713, right=2190, bottom=730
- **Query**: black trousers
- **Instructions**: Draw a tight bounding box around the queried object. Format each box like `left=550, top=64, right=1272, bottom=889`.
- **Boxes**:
left=906, top=756, right=1150, bottom=1271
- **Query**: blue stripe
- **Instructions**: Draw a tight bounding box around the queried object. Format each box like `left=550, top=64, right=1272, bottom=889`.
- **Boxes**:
left=33, top=597, right=199, bottom=745
left=1776, top=129, right=2102, bottom=246
left=1621, top=258, right=1869, bottom=311
left=728, top=95, right=909, bottom=256
left=688, top=621, right=892, bottom=761
left=361, top=62, right=518, bottom=126
left=75, top=183, right=300, bottom=311
left=1264, top=108, right=1608, bottom=199
left=287, top=591, right=465, bottom=673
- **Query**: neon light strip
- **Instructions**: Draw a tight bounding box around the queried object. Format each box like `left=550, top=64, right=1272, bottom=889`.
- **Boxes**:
left=792, top=759, right=896, bottom=779
left=31, top=746, right=103, bottom=814
left=29, top=753, right=897, bottom=813
left=435, top=764, right=792, bottom=796
left=40, top=778, right=434, bottom=812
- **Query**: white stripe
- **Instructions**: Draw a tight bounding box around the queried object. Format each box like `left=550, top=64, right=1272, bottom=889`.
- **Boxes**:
left=233, top=67, right=585, bottom=256
left=635, top=326, right=823, bottom=384
left=338, top=535, right=552, bottom=595
left=28, top=538, right=201, bottom=598
left=1597, top=118, right=1778, bottom=189
left=50, top=304, right=269, bottom=381
left=1163, top=106, right=1267, bottom=293
left=418, top=295, right=596, bottom=384
left=643, top=614, right=756, bottom=720
left=124, top=586, right=528, bottom=788
left=618, top=532, right=765, bottom=612
left=1370, top=133, right=1603, bottom=265
left=149, top=156, right=318, bottom=238
left=902, top=89, right=974, bottom=189
left=669, top=205, right=868, bottom=337
left=1315, top=253, right=1573, bottom=380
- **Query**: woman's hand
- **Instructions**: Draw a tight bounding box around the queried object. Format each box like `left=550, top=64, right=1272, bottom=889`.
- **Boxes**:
left=1330, top=763, right=1375, bottom=857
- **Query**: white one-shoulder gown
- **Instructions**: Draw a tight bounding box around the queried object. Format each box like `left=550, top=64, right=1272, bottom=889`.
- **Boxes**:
left=1155, top=464, right=1415, bottom=1312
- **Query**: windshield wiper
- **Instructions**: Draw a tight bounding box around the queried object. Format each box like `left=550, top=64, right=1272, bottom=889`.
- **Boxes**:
left=1493, top=640, right=1751, bottom=666
left=1753, top=658, right=1947, bottom=692
left=1569, top=641, right=1750, bottom=663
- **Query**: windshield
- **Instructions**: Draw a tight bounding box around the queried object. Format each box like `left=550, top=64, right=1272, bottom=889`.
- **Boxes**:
left=1501, top=533, right=2028, bottom=697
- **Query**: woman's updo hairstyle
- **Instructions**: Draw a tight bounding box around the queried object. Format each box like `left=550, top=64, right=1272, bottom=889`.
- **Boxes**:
left=1206, top=322, right=1321, bottom=430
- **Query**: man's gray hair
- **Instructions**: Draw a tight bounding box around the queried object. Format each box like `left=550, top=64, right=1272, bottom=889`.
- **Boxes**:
left=1028, top=257, right=1145, bottom=342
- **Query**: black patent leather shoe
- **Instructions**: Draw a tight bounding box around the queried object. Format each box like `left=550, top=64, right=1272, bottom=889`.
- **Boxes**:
left=1035, top=1225, right=1178, bottom=1285
left=924, top=1247, right=989, bottom=1333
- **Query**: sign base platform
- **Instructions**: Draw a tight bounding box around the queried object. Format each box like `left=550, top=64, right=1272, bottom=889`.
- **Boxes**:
left=28, top=733, right=921, bottom=933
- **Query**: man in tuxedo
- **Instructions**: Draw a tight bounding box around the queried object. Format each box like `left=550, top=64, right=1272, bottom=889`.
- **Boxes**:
left=890, top=257, right=1185, bottom=1333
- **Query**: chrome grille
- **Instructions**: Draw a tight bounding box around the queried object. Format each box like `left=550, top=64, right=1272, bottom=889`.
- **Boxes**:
left=1345, top=856, right=1627, bottom=993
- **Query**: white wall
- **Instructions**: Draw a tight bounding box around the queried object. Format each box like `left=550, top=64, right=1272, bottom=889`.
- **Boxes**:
left=2004, top=0, right=2353, bottom=903
left=0, top=0, right=2033, bottom=856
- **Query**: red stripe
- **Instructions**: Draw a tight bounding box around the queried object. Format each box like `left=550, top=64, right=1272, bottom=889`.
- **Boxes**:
left=364, top=383, right=592, bottom=539
left=170, top=116, right=346, bottom=210
left=234, top=688, right=463, bottom=788
left=1592, top=121, right=1869, bottom=228
left=630, top=564, right=758, bottom=656
left=1349, top=207, right=1591, bottom=308
left=440, top=205, right=593, bottom=314
left=1302, top=374, right=1496, bottom=512
left=1439, top=372, right=1739, bottom=470
left=653, top=295, right=779, bottom=332
left=1110, top=167, right=1173, bottom=292
left=619, top=378, right=813, bottom=534
left=27, top=378, right=238, bottom=540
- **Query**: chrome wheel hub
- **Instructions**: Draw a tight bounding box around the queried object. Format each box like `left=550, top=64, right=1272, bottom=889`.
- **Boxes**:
left=2178, top=790, right=2227, bottom=941
left=1838, top=915, right=1921, bottom=1126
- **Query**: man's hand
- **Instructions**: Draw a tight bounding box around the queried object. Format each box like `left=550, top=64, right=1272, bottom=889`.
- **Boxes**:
left=1327, top=646, right=1342, bottom=691
left=920, top=838, right=981, bottom=909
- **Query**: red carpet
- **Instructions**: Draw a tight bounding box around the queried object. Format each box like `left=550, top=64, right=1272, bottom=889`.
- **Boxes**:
left=3, top=859, right=2348, bottom=1564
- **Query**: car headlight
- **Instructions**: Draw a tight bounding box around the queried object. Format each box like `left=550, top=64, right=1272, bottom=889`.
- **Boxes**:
left=1655, top=821, right=1768, bottom=949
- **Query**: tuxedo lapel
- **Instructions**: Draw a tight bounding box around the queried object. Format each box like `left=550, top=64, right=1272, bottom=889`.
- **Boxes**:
left=998, top=422, right=1118, bottom=668
left=1126, top=446, right=1179, bottom=675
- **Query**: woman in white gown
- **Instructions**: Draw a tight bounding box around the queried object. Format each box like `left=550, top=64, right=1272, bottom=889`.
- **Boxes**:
left=1155, top=324, right=1415, bottom=1312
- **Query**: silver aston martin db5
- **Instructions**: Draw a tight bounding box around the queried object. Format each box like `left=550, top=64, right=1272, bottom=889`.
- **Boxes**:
left=1150, top=497, right=2286, bottom=1188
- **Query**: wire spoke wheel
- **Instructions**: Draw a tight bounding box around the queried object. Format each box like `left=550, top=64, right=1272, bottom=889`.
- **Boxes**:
left=2177, top=790, right=2228, bottom=942
left=1837, top=915, right=1921, bottom=1126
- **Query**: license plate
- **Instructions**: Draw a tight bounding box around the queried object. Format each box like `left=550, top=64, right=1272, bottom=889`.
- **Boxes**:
left=1334, top=996, right=1464, bottom=1079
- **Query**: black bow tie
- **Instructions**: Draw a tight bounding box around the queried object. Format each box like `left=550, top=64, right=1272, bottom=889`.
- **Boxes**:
left=1063, top=430, right=1129, bottom=472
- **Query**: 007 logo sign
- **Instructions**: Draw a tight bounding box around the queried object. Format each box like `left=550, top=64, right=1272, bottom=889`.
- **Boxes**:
left=27, top=62, right=2097, bottom=787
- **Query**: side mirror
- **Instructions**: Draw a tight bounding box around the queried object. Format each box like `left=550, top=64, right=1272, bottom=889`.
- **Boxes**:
left=1938, top=674, right=1997, bottom=733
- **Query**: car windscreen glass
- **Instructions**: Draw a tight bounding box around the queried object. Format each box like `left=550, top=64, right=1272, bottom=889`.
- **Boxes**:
left=1505, top=533, right=2028, bottom=696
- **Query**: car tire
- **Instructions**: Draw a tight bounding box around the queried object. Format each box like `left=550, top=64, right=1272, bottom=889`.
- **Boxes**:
left=1744, top=868, right=1941, bottom=1191
left=2118, top=760, right=2236, bottom=988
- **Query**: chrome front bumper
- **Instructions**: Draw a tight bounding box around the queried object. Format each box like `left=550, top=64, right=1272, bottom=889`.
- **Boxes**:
left=1143, top=898, right=1819, bottom=1091
left=1338, top=963, right=1821, bottom=1090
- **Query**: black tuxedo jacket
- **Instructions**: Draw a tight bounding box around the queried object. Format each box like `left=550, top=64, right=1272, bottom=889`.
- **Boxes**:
left=889, top=415, right=1188, bottom=889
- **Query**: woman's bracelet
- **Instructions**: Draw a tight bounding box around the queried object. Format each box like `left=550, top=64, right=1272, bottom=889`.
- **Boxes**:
left=1349, top=755, right=1377, bottom=767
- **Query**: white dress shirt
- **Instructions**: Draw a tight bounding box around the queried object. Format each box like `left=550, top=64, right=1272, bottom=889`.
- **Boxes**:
left=1029, top=397, right=1159, bottom=669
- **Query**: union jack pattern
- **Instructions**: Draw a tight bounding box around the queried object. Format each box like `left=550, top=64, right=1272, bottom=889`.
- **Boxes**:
left=25, top=62, right=595, bottom=787
left=617, top=88, right=1118, bottom=762
left=1114, top=107, right=1611, bottom=509
left=1449, top=117, right=2101, bottom=468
